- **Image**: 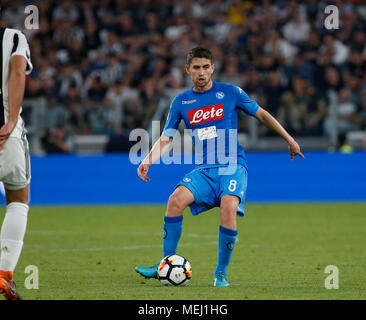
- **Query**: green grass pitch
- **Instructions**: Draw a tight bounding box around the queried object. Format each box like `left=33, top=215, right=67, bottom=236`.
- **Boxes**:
left=4, top=203, right=365, bottom=300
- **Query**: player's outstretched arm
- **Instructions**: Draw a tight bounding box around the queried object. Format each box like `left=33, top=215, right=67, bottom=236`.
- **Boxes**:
left=0, top=55, right=27, bottom=151
left=254, top=107, right=305, bottom=160
left=137, top=134, right=173, bottom=182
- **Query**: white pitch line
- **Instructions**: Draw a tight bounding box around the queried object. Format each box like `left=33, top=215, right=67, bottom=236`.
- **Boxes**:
left=25, top=241, right=218, bottom=254
left=26, top=231, right=218, bottom=239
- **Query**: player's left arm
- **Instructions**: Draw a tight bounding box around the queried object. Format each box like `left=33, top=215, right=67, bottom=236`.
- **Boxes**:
left=0, top=55, right=27, bottom=150
left=254, top=107, right=305, bottom=160
left=0, top=31, right=32, bottom=151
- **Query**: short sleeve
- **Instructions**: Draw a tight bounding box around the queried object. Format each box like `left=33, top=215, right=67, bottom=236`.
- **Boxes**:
left=11, top=32, right=33, bottom=75
left=162, top=97, right=182, bottom=138
left=234, top=85, right=259, bottom=116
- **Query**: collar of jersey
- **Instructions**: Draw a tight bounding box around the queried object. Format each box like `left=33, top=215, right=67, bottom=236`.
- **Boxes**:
left=190, top=81, right=216, bottom=94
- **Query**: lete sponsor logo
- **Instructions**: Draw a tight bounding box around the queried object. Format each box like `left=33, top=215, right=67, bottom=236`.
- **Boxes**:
left=187, top=104, right=224, bottom=126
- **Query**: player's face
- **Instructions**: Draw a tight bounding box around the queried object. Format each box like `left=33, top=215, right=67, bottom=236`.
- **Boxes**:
left=186, top=58, right=214, bottom=91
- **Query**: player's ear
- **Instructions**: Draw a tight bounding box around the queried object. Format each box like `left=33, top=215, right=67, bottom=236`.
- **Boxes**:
left=185, top=64, right=190, bottom=75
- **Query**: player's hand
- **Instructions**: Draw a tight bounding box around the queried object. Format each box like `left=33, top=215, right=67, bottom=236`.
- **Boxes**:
left=0, top=120, right=16, bottom=151
left=137, top=162, right=151, bottom=182
left=288, top=139, right=305, bottom=160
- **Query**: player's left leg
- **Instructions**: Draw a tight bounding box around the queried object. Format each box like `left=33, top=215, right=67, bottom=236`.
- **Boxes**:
left=0, top=185, right=29, bottom=300
left=214, top=195, right=239, bottom=287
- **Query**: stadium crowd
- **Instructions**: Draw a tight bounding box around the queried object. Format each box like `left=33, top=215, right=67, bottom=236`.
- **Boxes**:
left=1, top=0, right=366, bottom=153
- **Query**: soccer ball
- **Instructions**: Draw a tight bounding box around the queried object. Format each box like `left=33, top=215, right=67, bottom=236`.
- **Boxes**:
left=157, top=254, right=192, bottom=286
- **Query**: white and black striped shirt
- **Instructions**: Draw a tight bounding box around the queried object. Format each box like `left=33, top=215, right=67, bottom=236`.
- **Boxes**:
left=0, top=27, right=33, bottom=138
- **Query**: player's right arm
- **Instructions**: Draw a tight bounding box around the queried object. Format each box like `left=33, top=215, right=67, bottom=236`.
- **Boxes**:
left=137, top=134, right=172, bottom=182
left=137, top=96, right=182, bottom=182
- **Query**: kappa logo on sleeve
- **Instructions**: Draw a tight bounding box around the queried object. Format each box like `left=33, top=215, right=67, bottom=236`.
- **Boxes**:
left=187, top=104, right=224, bottom=126
left=182, top=99, right=197, bottom=104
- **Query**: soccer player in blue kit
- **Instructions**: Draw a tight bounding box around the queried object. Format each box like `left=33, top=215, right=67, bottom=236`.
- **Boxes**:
left=136, top=47, right=304, bottom=286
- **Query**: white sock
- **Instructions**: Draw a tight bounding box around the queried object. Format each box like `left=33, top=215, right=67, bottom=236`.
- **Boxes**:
left=0, top=202, right=29, bottom=271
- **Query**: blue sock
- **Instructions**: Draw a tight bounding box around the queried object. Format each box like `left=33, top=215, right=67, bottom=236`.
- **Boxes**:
left=215, top=225, right=238, bottom=277
left=163, top=216, right=183, bottom=258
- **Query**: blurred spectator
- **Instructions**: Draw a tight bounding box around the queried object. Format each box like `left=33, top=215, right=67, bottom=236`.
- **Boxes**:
left=277, top=91, right=303, bottom=136
left=324, top=67, right=343, bottom=95
left=2, top=2, right=24, bottom=29
left=264, top=30, right=298, bottom=65
left=320, top=34, right=350, bottom=66
left=356, top=88, right=366, bottom=130
left=263, top=71, right=285, bottom=115
left=284, top=53, right=314, bottom=86
left=300, top=30, right=321, bottom=65
left=165, top=15, right=189, bottom=42
left=86, top=76, right=107, bottom=102
left=83, top=20, right=101, bottom=51
left=227, top=0, right=247, bottom=26
left=69, top=102, right=91, bottom=135
left=104, top=80, right=129, bottom=133
left=57, top=64, right=83, bottom=100
left=282, top=8, right=310, bottom=44
left=220, top=62, right=242, bottom=86
left=47, top=96, right=70, bottom=131
left=324, top=88, right=359, bottom=136
left=337, top=133, right=354, bottom=153
left=40, top=127, right=72, bottom=154
left=303, top=85, right=327, bottom=136
left=52, top=0, right=80, bottom=23
left=139, top=77, right=164, bottom=129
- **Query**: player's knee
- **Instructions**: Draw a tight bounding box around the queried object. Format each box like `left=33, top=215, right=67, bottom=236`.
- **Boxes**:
left=220, top=207, right=237, bottom=229
left=221, top=196, right=239, bottom=213
left=167, top=193, right=185, bottom=215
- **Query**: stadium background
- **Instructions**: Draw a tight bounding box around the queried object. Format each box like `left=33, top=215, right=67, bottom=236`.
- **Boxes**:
left=0, top=0, right=365, bottom=301
left=1, top=0, right=365, bottom=205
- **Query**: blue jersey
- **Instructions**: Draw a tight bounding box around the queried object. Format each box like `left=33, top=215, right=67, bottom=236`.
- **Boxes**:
left=162, top=82, right=259, bottom=169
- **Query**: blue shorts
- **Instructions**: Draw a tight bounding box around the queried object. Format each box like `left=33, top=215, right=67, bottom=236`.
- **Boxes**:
left=176, top=165, right=248, bottom=217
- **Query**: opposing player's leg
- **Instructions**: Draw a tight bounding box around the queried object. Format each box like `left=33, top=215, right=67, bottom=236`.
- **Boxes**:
left=135, top=186, right=194, bottom=279
left=0, top=185, right=29, bottom=300
left=214, top=195, right=239, bottom=287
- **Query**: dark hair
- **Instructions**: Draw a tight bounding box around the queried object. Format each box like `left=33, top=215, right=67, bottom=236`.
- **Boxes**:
left=186, top=47, right=213, bottom=65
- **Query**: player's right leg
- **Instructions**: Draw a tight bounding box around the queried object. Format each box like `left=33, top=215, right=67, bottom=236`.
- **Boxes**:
left=135, top=186, right=194, bottom=279
left=163, top=185, right=194, bottom=257
left=0, top=136, right=30, bottom=300
left=0, top=185, right=29, bottom=300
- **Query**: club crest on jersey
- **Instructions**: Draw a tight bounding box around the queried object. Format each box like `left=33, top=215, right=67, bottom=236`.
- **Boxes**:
left=216, top=91, right=225, bottom=99
left=187, top=104, right=224, bottom=126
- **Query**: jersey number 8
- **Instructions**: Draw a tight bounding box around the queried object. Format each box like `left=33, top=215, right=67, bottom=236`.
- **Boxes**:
left=228, top=180, right=237, bottom=192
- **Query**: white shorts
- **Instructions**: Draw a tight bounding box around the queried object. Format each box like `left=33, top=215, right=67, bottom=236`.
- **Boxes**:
left=0, top=136, right=31, bottom=190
